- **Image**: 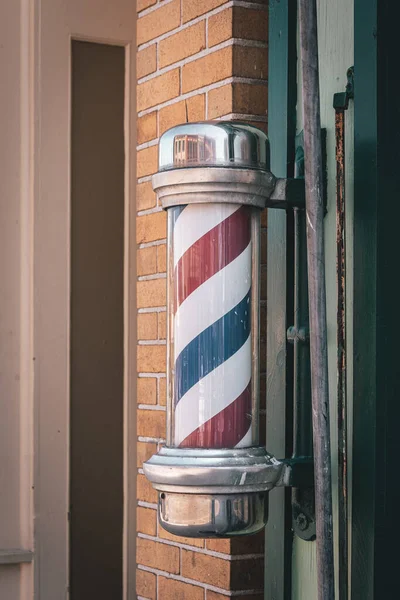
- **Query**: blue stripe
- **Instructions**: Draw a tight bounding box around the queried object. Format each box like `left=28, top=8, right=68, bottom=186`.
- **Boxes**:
left=174, top=290, right=251, bottom=406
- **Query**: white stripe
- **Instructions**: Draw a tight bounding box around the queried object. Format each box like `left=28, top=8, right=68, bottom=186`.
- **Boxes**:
left=174, top=243, right=251, bottom=359
left=174, top=336, right=251, bottom=446
left=235, top=424, right=253, bottom=448
left=173, top=203, right=241, bottom=267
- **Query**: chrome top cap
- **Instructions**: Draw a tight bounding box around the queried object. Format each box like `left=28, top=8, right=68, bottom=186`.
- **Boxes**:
left=158, top=121, right=270, bottom=171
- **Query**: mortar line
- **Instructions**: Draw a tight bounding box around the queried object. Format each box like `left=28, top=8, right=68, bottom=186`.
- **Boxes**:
left=138, top=273, right=167, bottom=281
left=137, top=532, right=265, bottom=561
left=137, top=38, right=267, bottom=84
left=138, top=76, right=267, bottom=117
left=138, top=0, right=267, bottom=43
left=138, top=240, right=167, bottom=249
left=137, top=564, right=263, bottom=596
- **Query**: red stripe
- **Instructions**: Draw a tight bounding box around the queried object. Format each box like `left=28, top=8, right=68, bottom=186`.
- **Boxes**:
left=175, top=206, right=251, bottom=310
left=179, top=383, right=252, bottom=449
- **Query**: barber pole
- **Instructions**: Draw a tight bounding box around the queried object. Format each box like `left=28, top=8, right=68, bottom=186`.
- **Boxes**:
left=144, top=122, right=277, bottom=538
left=171, top=203, right=253, bottom=449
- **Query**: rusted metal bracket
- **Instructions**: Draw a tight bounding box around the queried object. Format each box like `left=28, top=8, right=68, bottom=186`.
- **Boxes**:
left=334, top=66, right=354, bottom=600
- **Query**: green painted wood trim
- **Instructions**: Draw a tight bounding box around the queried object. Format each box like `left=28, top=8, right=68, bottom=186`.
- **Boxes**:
left=352, top=0, right=400, bottom=597
left=352, top=2, right=377, bottom=597
left=265, top=1, right=297, bottom=598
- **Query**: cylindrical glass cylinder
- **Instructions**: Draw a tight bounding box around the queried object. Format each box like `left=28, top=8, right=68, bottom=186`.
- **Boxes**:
left=166, top=202, right=260, bottom=449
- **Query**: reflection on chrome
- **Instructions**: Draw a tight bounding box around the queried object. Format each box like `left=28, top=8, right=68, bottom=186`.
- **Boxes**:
left=173, top=133, right=216, bottom=166
left=159, top=121, right=270, bottom=171
left=159, top=492, right=267, bottom=538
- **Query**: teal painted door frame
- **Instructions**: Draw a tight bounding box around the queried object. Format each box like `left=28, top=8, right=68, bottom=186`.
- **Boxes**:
left=352, top=0, right=400, bottom=598
left=265, top=1, right=297, bottom=598
left=267, top=0, right=400, bottom=598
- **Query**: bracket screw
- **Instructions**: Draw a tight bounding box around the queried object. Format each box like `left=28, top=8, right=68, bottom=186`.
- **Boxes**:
left=296, top=513, right=309, bottom=531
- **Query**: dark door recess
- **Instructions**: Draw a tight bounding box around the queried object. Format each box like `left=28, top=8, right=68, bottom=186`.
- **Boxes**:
left=70, top=40, right=125, bottom=600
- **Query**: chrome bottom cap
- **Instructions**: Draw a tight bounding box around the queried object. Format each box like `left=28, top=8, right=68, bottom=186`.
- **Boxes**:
left=143, top=446, right=284, bottom=494
left=158, top=491, right=268, bottom=538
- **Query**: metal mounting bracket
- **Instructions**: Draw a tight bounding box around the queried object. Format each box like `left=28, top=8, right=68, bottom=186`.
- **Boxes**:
left=143, top=448, right=314, bottom=538
left=269, top=177, right=305, bottom=209
left=333, top=66, right=354, bottom=110
left=283, top=132, right=317, bottom=541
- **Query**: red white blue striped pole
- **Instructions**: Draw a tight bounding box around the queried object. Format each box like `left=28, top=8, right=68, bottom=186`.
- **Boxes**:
left=171, top=203, right=254, bottom=449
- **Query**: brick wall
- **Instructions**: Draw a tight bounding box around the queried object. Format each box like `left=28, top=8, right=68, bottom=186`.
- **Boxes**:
left=136, top=1, right=268, bottom=598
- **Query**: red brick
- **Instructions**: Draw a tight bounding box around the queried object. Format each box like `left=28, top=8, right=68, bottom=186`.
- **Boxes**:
left=230, top=557, right=264, bottom=590
left=159, top=22, right=206, bottom=68
left=158, top=576, right=204, bottom=600
left=137, top=211, right=167, bottom=243
left=233, top=7, right=268, bottom=43
left=137, top=246, right=157, bottom=276
left=137, top=278, right=166, bottom=309
left=208, top=8, right=233, bottom=47
left=137, top=377, right=157, bottom=405
left=137, top=180, right=156, bottom=211
left=137, top=0, right=156, bottom=12
left=137, top=537, right=180, bottom=573
left=182, top=0, right=227, bottom=23
left=137, top=145, right=158, bottom=178
left=137, top=0, right=180, bottom=45
left=137, top=344, right=166, bottom=372
left=181, top=551, right=264, bottom=591
left=137, top=112, right=157, bottom=145
left=137, top=505, right=157, bottom=536
left=136, top=569, right=156, bottom=600
left=159, top=95, right=206, bottom=135
left=158, top=376, right=167, bottom=406
left=208, top=6, right=268, bottom=47
left=207, top=85, right=233, bottom=119
left=232, top=83, right=268, bottom=116
left=137, top=407, right=166, bottom=438
left=137, top=440, right=157, bottom=467
left=138, top=311, right=158, bottom=340
left=137, top=69, right=180, bottom=112
left=208, top=83, right=267, bottom=118
left=158, top=311, right=166, bottom=339
left=233, top=45, right=268, bottom=80
left=230, top=530, right=265, bottom=555
left=181, top=549, right=230, bottom=588
left=137, top=45, right=157, bottom=80
left=157, top=244, right=167, bottom=272
left=182, top=47, right=232, bottom=94
left=137, top=473, right=158, bottom=503
left=205, top=538, right=231, bottom=554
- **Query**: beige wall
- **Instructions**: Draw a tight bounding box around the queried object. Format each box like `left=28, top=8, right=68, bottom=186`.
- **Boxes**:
left=0, top=1, right=34, bottom=597
left=0, top=1, right=137, bottom=598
